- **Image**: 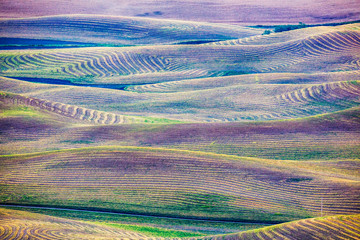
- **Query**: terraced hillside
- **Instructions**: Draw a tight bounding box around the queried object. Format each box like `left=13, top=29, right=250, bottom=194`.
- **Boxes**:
left=195, top=214, right=360, bottom=240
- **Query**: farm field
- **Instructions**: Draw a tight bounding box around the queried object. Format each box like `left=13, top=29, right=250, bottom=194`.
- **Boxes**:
left=2, top=0, right=360, bottom=25
left=1, top=13, right=360, bottom=239
left=1, top=208, right=359, bottom=239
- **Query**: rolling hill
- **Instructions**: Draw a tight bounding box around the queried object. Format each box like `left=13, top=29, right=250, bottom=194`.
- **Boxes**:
left=0, top=23, right=359, bottom=122
left=3, top=207, right=358, bottom=239
left=0, top=146, right=359, bottom=223
left=0, top=15, right=262, bottom=47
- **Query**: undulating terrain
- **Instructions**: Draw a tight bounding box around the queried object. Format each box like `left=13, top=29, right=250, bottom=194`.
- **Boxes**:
left=0, top=12, right=360, bottom=239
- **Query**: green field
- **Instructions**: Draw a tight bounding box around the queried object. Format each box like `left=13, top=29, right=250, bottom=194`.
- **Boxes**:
left=0, top=13, right=360, bottom=239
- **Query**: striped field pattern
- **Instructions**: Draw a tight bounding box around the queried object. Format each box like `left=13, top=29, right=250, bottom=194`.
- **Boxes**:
left=194, top=214, right=360, bottom=240
left=276, top=81, right=360, bottom=105
left=0, top=47, right=210, bottom=83
left=1, top=24, right=360, bottom=86
left=0, top=147, right=359, bottom=222
left=0, top=208, right=149, bottom=240
left=208, top=24, right=360, bottom=73
left=2, top=77, right=360, bottom=122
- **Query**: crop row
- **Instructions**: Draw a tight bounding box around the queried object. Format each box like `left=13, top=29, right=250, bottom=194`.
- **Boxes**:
left=276, top=81, right=360, bottom=107
left=1, top=28, right=359, bottom=83
left=209, top=27, right=360, bottom=55
left=208, top=27, right=360, bottom=73
left=1, top=49, right=171, bottom=77
left=195, top=214, right=360, bottom=240
left=301, top=31, right=360, bottom=56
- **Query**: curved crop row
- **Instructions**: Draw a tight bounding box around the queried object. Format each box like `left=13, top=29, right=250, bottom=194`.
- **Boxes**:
left=0, top=49, right=171, bottom=78
left=1, top=147, right=359, bottom=222
left=195, top=214, right=360, bottom=240
left=207, top=26, right=360, bottom=73
left=301, top=31, right=360, bottom=57
left=276, top=81, right=360, bottom=108
left=0, top=92, right=143, bottom=124
left=0, top=208, right=148, bottom=240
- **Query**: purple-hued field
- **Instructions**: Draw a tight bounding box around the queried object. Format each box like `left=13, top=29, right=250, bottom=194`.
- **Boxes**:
left=1, top=0, right=360, bottom=25
left=0, top=2, right=360, bottom=239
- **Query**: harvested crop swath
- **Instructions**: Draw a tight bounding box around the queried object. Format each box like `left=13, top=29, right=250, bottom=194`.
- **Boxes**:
left=208, top=25, right=360, bottom=73
left=194, top=214, right=360, bottom=240
left=1, top=48, right=169, bottom=77
left=276, top=81, right=360, bottom=116
left=301, top=31, right=360, bottom=57
left=0, top=208, right=148, bottom=239
left=0, top=91, right=144, bottom=124
left=0, top=47, right=211, bottom=83
left=0, top=147, right=359, bottom=222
